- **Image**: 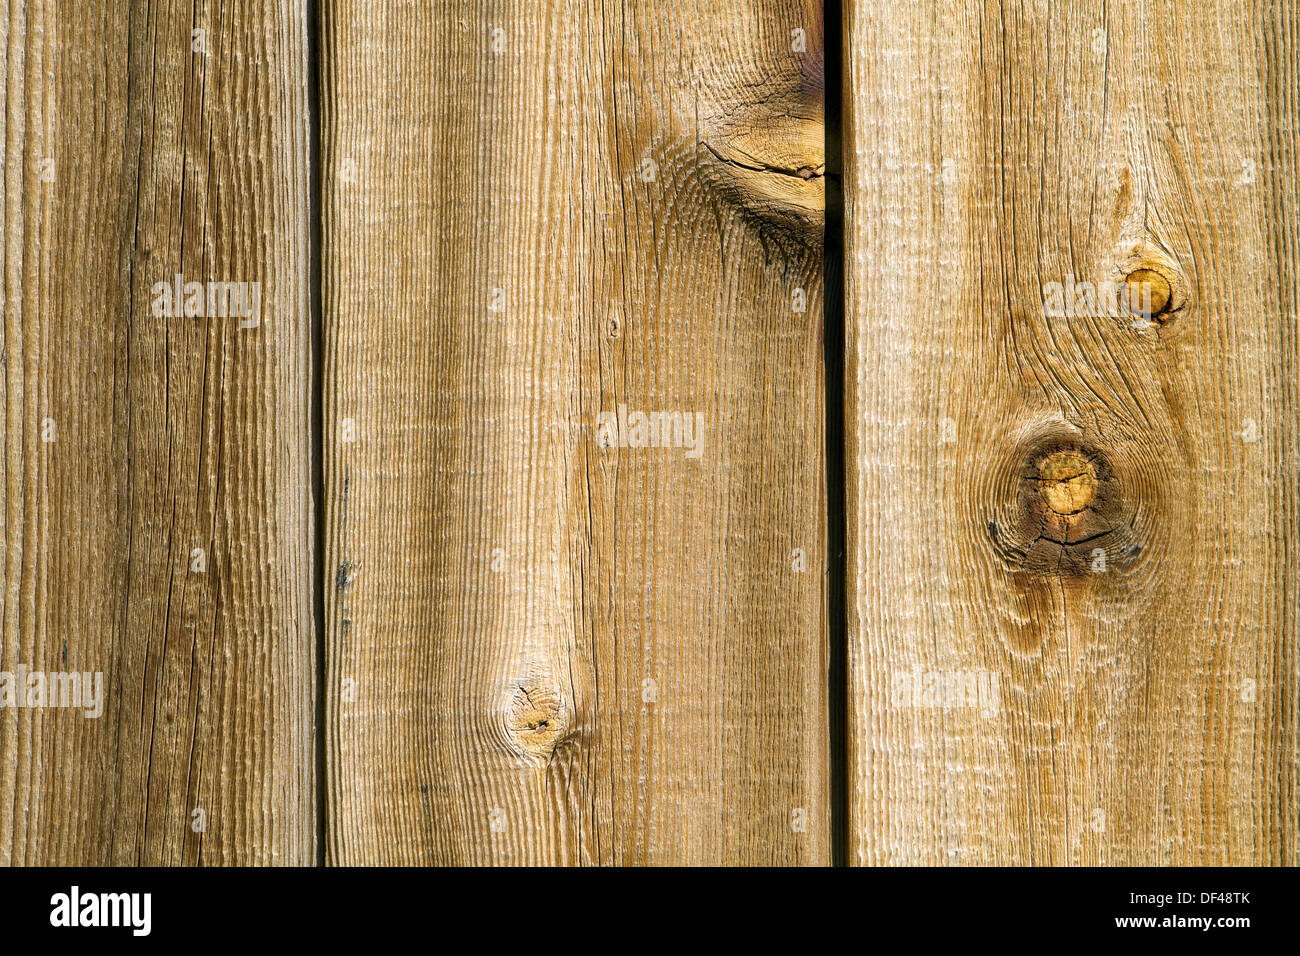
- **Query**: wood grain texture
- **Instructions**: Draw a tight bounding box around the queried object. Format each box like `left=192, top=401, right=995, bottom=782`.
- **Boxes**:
left=846, top=0, right=1298, bottom=864
left=322, top=0, right=830, bottom=865
left=0, top=0, right=314, bottom=864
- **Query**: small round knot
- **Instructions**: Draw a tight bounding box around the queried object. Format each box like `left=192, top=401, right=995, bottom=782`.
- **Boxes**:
left=985, top=428, right=1146, bottom=578
left=1109, top=238, right=1188, bottom=325
left=1122, top=267, right=1173, bottom=319
left=503, top=683, right=569, bottom=761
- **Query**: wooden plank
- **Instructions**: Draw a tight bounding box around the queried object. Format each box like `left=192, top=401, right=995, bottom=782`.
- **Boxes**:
left=845, top=0, right=1298, bottom=864
left=0, top=0, right=315, bottom=864
left=322, top=0, right=830, bottom=864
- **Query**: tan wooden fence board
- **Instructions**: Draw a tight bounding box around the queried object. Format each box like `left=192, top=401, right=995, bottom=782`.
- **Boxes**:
left=0, top=0, right=314, bottom=865
left=322, top=0, right=830, bottom=865
left=845, top=0, right=1298, bottom=865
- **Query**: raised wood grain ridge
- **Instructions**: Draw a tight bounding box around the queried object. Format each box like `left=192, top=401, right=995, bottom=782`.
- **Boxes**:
left=321, top=0, right=831, bottom=865
left=0, top=0, right=314, bottom=864
left=846, top=0, right=1298, bottom=865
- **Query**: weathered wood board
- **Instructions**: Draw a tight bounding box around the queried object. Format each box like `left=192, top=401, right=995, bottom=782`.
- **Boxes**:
left=0, top=0, right=315, bottom=864
left=321, top=0, right=831, bottom=864
left=845, top=0, right=1298, bottom=864
left=3, top=0, right=1294, bottom=870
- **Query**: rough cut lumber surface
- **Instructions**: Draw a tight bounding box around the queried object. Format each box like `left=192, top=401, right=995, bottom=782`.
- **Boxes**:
left=0, top=0, right=315, bottom=864
left=321, top=0, right=830, bottom=865
left=845, top=0, right=1298, bottom=864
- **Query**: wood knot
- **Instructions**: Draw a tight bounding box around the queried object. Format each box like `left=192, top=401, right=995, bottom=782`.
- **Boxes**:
left=697, top=46, right=825, bottom=245
left=1122, top=267, right=1173, bottom=320
left=1035, top=450, right=1098, bottom=515
left=1108, top=239, right=1189, bottom=327
left=987, top=430, right=1143, bottom=577
left=504, top=684, right=568, bottom=760
left=699, top=122, right=825, bottom=244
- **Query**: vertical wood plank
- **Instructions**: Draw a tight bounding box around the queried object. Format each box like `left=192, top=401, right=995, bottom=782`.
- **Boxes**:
left=323, top=0, right=830, bottom=865
left=0, top=0, right=314, bottom=864
left=846, top=0, right=1298, bottom=864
